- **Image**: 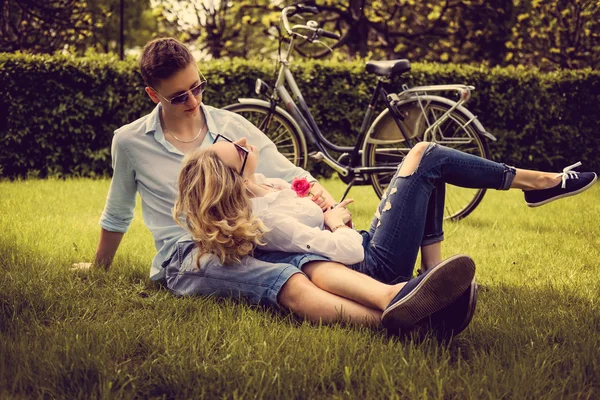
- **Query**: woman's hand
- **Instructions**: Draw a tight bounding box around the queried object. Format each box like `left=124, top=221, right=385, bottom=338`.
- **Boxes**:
left=308, top=182, right=336, bottom=211
left=309, top=186, right=329, bottom=211
left=323, top=198, right=354, bottom=230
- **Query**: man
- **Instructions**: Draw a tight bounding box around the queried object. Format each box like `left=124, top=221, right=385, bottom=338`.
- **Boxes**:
left=73, top=38, right=375, bottom=319
left=74, top=38, right=474, bottom=335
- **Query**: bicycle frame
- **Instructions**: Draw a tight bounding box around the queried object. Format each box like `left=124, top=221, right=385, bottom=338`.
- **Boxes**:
left=251, top=13, right=496, bottom=201
left=265, top=35, right=408, bottom=181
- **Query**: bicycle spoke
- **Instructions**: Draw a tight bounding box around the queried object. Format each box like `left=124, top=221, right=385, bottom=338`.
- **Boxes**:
left=270, top=126, right=290, bottom=144
left=273, top=136, right=293, bottom=146
left=226, top=106, right=303, bottom=168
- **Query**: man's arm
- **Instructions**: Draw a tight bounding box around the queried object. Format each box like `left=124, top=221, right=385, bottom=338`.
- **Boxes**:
left=72, top=229, right=124, bottom=271
left=72, top=133, right=136, bottom=271
left=94, top=229, right=125, bottom=270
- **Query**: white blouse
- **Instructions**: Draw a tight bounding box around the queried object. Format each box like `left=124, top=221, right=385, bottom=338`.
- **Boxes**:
left=250, top=175, right=365, bottom=265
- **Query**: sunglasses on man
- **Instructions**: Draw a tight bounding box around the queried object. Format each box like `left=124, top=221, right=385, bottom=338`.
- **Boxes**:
left=151, top=72, right=208, bottom=105
left=212, top=134, right=249, bottom=176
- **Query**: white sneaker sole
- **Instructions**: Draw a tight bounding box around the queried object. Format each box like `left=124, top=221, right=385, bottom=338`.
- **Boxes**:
left=527, top=173, right=597, bottom=207
left=381, top=255, right=476, bottom=334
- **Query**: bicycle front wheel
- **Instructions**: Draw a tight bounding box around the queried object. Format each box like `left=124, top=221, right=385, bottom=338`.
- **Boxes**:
left=363, top=98, right=489, bottom=221
left=223, top=103, right=308, bottom=169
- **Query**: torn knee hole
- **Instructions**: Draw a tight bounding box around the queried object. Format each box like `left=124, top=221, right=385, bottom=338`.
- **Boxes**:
left=398, top=142, right=429, bottom=177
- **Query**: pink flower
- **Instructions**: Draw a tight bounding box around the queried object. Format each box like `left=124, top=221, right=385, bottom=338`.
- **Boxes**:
left=291, top=177, right=312, bottom=197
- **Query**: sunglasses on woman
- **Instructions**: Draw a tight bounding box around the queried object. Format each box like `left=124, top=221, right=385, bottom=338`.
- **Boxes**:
left=152, top=72, right=208, bottom=105
left=213, top=134, right=249, bottom=176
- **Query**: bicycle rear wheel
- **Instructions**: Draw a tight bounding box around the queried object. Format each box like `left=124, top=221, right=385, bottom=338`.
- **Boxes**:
left=363, top=98, right=489, bottom=221
left=223, top=103, right=308, bottom=169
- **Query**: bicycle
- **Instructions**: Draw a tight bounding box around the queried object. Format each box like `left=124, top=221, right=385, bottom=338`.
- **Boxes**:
left=223, top=3, right=497, bottom=220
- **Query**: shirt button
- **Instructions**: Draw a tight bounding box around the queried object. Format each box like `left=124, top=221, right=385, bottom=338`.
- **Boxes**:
left=307, top=245, right=311, bottom=249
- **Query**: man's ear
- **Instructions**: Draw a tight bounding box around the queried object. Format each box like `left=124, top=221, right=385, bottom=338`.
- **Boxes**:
left=145, top=87, right=160, bottom=104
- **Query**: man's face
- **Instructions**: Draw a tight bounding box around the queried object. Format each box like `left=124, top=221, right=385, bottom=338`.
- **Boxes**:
left=145, top=63, right=203, bottom=118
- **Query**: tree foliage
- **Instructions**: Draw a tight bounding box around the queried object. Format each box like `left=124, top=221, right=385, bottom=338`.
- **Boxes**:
left=151, top=0, right=598, bottom=70
left=507, top=0, right=600, bottom=69
left=82, top=0, right=158, bottom=54
left=0, top=0, right=94, bottom=53
left=154, top=0, right=280, bottom=59
left=1, top=0, right=597, bottom=70
left=0, top=0, right=157, bottom=55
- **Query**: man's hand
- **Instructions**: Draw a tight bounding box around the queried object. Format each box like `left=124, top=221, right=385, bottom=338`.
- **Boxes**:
left=74, top=229, right=124, bottom=273
left=70, top=262, right=93, bottom=271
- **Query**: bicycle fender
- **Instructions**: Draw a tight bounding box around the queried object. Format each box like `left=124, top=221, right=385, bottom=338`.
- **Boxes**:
left=366, top=95, right=496, bottom=143
left=417, top=95, right=497, bottom=142
left=361, top=95, right=496, bottom=167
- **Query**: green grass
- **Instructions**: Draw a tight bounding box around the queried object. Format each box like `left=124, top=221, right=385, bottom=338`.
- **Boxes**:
left=1, top=178, right=599, bottom=399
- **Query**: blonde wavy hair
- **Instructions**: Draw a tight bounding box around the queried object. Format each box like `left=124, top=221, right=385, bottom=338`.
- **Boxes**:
left=173, top=149, right=268, bottom=266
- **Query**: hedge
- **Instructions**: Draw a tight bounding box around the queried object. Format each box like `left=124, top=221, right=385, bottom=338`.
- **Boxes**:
left=1, top=53, right=599, bottom=179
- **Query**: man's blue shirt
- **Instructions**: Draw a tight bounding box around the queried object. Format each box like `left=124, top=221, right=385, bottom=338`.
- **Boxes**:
left=99, top=103, right=315, bottom=280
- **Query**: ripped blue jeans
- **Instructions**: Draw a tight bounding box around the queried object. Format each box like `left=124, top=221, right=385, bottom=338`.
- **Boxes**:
left=348, top=143, right=516, bottom=284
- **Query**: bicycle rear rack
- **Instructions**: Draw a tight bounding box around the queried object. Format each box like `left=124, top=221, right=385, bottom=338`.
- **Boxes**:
left=387, top=85, right=477, bottom=143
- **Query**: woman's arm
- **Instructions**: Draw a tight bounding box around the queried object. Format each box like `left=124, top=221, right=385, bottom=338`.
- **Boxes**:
left=258, top=213, right=364, bottom=265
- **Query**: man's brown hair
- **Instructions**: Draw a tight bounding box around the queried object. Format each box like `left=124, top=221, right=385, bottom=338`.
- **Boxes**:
left=139, top=38, right=195, bottom=88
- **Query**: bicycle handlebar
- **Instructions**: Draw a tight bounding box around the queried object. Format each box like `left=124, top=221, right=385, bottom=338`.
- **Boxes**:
left=317, top=28, right=341, bottom=40
left=281, top=4, right=339, bottom=40
left=294, top=4, right=318, bottom=15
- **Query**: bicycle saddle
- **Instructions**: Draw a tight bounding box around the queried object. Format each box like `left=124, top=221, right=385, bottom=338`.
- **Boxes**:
left=366, top=60, right=411, bottom=76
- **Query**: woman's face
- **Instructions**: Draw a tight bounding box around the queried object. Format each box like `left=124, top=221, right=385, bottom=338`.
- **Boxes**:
left=211, top=137, right=258, bottom=178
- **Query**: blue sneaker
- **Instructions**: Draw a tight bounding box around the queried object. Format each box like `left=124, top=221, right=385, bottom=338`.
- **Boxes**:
left=425, top=279, right=478, bottom=340
left=524, top=162, right=597, bottom=207
left=381, top=255, right=476, bottom=335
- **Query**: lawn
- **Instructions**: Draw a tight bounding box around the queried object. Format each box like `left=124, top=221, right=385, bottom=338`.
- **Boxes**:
left=1, top=178, right=599, bottom=399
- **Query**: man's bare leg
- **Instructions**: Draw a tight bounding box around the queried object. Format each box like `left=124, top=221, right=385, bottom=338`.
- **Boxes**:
left=301, top=261, right=405, bottom=311
left=277, top=273, right=382, bottom=327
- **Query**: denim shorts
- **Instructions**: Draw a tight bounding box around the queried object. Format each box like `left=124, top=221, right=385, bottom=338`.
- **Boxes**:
left=163, top=240, right=328, bottom=307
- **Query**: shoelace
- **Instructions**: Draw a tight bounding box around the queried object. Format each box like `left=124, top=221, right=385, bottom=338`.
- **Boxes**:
left=554, top=161, right=582, bottom=189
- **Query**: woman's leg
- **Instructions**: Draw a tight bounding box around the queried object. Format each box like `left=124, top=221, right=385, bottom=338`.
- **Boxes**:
left=421, top=242, right=442, bottom=271
left=511, top=169, right=561, bottom=190
left=301, top=260, right=405, bottom=311
left=358, top=142, right=517, bottom=284
left=400, top=144, right=562, bottom=191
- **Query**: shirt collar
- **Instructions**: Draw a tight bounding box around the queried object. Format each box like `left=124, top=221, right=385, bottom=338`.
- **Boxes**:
left=143, top=103, right=219, bottom=155
left=144, top=103, right=219, bottom=137
left=202, top=104, right=221, bottom=141
left=144, top=103, right=161, bottom=135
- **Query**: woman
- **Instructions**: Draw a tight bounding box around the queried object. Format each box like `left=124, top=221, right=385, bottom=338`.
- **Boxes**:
left=173, top=134, right=596, bottom=336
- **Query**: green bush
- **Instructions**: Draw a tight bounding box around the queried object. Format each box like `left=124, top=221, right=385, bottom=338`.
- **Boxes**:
left=1, top=53, right=599, bottom=179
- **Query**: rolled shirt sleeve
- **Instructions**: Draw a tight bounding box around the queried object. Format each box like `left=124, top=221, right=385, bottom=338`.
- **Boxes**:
left=258, top=213, right=365, bottom=265
left=99, top=132, right=137, bottom=233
